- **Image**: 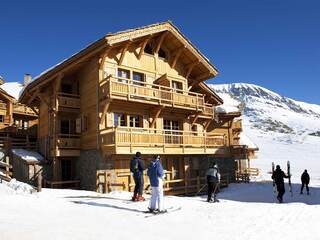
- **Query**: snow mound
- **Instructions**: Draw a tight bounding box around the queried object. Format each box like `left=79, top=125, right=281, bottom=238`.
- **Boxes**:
left=215, top=92, right=241, bottom=113
left=239, top=132, right=258, bottom=149
left=12, top=149, right=44, bottom=162
left=1, top=179, right=36, bottom=195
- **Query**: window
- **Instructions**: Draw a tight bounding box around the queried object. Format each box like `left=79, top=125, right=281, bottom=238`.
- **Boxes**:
left=0, top=115, right=4, bottom=123
left=114, top=113, right=126, bottom=127
left=129, top=115, right=142, bottom=128
left=61, top=83, right=73, bottom=94
left=172, top=80, right=183, bottom=93
left=23, top=121, right=29, bottom=130
left=60, top=119, right=76, bottom=134
left=158, top=48, right=166, bottom=59
left=163, top=119, right=181, bottom=144
left=117, top=69, right=130, bottom=83
left=60, top=120, right=70, bottom=134
left=144, top=43, right=153, bottom=55
left=132, top=72, right=145, bottom=86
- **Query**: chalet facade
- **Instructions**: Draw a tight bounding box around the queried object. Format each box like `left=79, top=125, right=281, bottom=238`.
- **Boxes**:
left=19, top=22, right=257, bottom=194
left=0, top=76, right=38, bottom=151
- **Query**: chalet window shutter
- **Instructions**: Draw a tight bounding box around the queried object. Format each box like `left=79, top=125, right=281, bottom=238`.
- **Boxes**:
left=76, top=118, right=81, bottom=133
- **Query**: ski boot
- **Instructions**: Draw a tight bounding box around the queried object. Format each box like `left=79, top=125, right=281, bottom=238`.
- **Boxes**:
left=137, top=195, right=145, bottom=201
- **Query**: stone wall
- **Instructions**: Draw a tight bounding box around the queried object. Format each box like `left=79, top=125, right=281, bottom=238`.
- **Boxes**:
left=77, top=150, right=105, bottom=191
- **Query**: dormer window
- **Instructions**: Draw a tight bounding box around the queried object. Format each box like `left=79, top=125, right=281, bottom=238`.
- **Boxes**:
left=158, top=48, right=166, bottom=59
left=144, top=43, right=153, bottom=55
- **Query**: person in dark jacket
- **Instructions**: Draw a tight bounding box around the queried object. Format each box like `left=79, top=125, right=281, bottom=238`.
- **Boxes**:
left=147, top=155, right=164, bottom=212
left=300, top=169, right=310, bottom=195
left=130, top=152, right=145, bottom=201
left=206, top=163, right=221, bottom=202
left=272, top=165, right=289, bottom=203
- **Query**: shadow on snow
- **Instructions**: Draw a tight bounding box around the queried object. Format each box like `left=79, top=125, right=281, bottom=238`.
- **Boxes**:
left=209, top=181, right=320, bottom=205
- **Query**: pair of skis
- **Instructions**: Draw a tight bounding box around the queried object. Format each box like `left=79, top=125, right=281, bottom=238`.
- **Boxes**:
left=271, top=161, right=293, bottom=197
left=287, top=161, right=293, bottom=197
left=143, top=206, right=182, bottom=218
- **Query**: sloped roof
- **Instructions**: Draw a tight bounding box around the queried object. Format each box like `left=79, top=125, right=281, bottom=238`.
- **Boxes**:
left=20, top=21, right=219, bottom=102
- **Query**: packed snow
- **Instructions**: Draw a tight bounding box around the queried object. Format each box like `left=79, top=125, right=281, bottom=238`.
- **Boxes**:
left=0, top=82, right=320, bottom=240
left=12, top=149, right=44, bottom=162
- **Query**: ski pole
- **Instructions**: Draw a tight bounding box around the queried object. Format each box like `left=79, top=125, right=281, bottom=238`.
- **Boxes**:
left=195, top=183, right=207, bottom=196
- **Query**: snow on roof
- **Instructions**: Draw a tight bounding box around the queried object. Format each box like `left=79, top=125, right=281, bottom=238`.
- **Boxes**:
left=1, top=82, right=24, bottom=100
left=239, top=132, right=258, bottom=149
left=12, top=149, right=44, bottom=163
left=214, top=92, right=241, bottom=113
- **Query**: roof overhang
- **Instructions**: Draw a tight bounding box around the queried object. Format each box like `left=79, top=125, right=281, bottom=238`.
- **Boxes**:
left=20, top=21, right=219, bottom=104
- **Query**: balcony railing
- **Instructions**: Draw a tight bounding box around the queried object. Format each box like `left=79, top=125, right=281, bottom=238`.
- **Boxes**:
left=13, top=104, right=37, bottom=116
left=57, top=92, right=80, bottom=110
left=100, top=127, right=226, bottom=154
left=56, top=134, right=81, bottom=149
left=100, top=76, right=214, bottom=116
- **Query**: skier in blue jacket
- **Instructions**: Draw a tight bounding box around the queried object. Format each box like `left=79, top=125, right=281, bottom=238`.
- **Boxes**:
left=147, top=155, right=164, bottom=212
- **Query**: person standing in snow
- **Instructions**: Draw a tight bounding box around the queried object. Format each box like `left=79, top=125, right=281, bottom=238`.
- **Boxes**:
left=206, top=163, right=221, bottom=202
left=147, top=155, right=165, bottom=213
left=300, top=169, right=310, bottom=195
left=271, top=165, right=289, bottom=203
left=130, top=152, right=145, bottom=201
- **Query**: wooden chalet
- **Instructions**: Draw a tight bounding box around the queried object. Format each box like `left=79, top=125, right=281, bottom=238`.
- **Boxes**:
left=0, top=76, right=38, bottom=181
left=19, top=21, right=258, bottom=193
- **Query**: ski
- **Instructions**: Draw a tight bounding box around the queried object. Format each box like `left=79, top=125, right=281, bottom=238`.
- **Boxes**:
left=272, top=162, right=276, bottom=194
left=144, top=206, right=182, bottom=218
left=287, top=161, right=293, bottom=197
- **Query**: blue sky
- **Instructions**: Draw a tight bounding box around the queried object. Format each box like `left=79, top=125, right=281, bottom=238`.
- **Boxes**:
left=0, top=0, right=319, bottom=103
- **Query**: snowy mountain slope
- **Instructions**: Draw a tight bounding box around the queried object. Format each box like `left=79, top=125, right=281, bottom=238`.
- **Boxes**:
left=210, top=83, right=320, bottom=136
left=209, top=83, right=320, bottom=181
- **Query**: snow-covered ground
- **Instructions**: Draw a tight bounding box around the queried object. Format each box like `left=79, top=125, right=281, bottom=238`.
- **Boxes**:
left=0, top=179, right=319, bottom=240
left=0, top=82, right=320, bottom=240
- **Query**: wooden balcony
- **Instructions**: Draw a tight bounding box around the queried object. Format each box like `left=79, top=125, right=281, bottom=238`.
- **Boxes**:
left=0, top=102, right=7, bottom=110
left=100, top=127, right=227, bottom=155
left=54, top=134, right=81, bottom=156
left=57, top=93, right=80, bottom=111
left=13, top=104, right=37, bottom=116
left=100, top=76, right=214, bottom=116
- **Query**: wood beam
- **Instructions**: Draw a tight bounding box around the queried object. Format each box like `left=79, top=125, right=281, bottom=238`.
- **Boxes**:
left=118, top=41, right=131, bottom=65
left=150, top=106, right=163, bottom=128
left=204, top=119, right=213, bottom=130
left=30, top=106, right=39, bottom=115
left=38, top=93, right=51, bottom=110
left=171, top=46, right=185, bottom=68
left=99, top=48, right=111, bottom=70
left=100, top=100, right=111, bottom=125
left=154, top=32, right=169, bottom=54
left=26, top=90, right=39, bottom=106
left=185, top=61, right=200, bottom=79
left=138, top=37, right=151, bottom=60
left=55, top=73, right=63, bottom=93
left=191, top=113, right=200, bottom=125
